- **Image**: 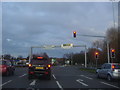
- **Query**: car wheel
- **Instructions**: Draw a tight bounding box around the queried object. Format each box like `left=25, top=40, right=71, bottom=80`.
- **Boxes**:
left=107, top=75, right=112, bottom=81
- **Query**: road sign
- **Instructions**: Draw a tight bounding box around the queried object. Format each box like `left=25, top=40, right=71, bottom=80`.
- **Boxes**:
left=61, top=44, right=73, bottom=49
left=43, top=45, right=55, bottom=49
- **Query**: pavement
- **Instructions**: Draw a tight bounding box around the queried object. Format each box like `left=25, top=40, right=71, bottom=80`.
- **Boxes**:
left=1, top=65, right=120, bottom=89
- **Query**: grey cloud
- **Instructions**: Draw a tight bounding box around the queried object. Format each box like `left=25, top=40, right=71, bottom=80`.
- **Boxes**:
left=2, top=2, right=116, bottom=57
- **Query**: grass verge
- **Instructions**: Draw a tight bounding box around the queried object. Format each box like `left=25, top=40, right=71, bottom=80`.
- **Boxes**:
left=80, top=68, right=96, bottom=73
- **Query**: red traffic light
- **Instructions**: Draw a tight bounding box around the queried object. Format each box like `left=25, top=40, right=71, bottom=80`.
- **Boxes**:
left=95, top=52, right=99, bottom=55
left=73, top=31, right=76, bottom=38
left=111, top=49, right=115, bottom=58
left=111, top=49, right=115, bottom=52
left=95, top=52, right=99, bottom=59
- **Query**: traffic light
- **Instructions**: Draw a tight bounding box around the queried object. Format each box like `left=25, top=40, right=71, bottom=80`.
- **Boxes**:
left=73, top=31, right=76, bottom=38
left=95, top=52, right=99, bottom=59
left=111, top=49, right=115, bottom=58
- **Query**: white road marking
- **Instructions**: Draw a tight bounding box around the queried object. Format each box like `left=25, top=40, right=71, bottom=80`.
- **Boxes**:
left=80, top=75, right=93, bottom=80
left=76, top=80, right=88, bottom=86
left=0, top=80, right=12, bottom=87
left=19, top=74, right=27, bottom=77
left=30, top=80, right=36, bottom=86
left=76, top=79, right=83, bottom=81
left=100, top=82, right=120, bottom=89
left=52, top=74, right=56, bottom=79
left=56, top=81, right=63, bottom=90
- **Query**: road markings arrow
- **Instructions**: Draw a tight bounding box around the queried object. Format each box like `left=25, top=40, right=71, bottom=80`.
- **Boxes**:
left=76, top=79, right=88, bottom=87
left=30, top=80, right=36, bottom=86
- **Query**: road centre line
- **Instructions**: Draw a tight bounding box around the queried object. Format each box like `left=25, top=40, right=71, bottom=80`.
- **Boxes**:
left=76, top=80, right=88, bottom=86
left=30, top=80, right=36, bottom=86
left=0, top=80, right=12, bottom=87
left=100, top=82, right=120, bottom=89
left=56, top=81, right=63, bottom=90
left=52, top=74, right=56, bottom=79
left=19, top=74, right=27, bottom=77
left=80, top=75, right=93, bottom=80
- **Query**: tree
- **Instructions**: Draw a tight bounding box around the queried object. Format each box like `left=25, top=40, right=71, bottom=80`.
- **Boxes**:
left=106, top=27, right=119, bottom=62
left=17, top=55, right=23, bottom=60
left=3, top=54, right=12, bottom=60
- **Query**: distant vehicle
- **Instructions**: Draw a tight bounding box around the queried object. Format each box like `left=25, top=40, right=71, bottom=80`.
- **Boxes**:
left=28, top=56, right=51, bottom=80
left=0, top=60, right=15, bottom=76
left=96, top=63, right=120, bottom=81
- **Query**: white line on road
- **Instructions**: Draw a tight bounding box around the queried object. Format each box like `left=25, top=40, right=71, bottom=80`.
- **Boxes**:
left=30, top=80, right=37, bottom=86
left=0, top=80, right=12, bottom=87
left=76, top=80, right=88, bottom=86
left=52, top=74, right=56, bottom=79
left=56, top=81, right=63, bottom=90
left=76, top=79, right=83, bottom=81
left=80, top=75, right=93, bottom=80
left=100, top=82, right=120, bottom=89
left=19, top=74, right=27, bottom=77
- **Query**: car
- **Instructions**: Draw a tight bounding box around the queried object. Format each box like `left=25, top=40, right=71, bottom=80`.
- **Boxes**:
left=0, top=60, right=15, bottom=76
left=96, top=63, right=120, bottom=81
left=28, top=56, right=51, bottom=80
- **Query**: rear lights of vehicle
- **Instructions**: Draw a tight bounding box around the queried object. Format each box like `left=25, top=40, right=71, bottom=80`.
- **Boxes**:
left=29, top=72, right=34, bottom=74
left=112, top=65, right=115, bottom=71
left=45, top=64, right=51, bottom=70
left=45, top=72, right=48, bottom=74
left=47, top=64, right=51, bottom=68
left=29, top=64, right=32, bottom=67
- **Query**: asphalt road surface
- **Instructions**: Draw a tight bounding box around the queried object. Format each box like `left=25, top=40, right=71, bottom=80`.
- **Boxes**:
left=1, top=65, right=120, bottom=90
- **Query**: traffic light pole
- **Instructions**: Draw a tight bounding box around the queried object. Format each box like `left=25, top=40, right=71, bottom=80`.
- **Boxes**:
left=85, top=46, right=87, bottom=68
left=29, top=45, right=87, bottom=68
left=96, top=59, right=98, bottom=69
left=107, top=41, right=110, bottom=63
left=77, top=34, right=110, bottom=63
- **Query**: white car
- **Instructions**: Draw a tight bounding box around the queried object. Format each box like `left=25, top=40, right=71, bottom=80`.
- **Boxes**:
left=96, top=63, right=120, bottom=81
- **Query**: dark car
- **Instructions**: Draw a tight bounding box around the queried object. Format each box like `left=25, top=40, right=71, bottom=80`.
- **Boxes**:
left=28, top=56, right=51, bottom=80
left=0, top=60, right=15, bottom=76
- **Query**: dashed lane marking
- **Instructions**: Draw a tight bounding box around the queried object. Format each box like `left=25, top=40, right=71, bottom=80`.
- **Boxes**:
left=0, top=80, right=12, bottom=87
left=56, top=81, right=63, bottom=90
left=52, top=74, right=56, bottom=79
left=100, top=82, right=120, bottom=89
left=19, top=74, right=27, bottom=77
left=80, top=75, right=93, bottom=80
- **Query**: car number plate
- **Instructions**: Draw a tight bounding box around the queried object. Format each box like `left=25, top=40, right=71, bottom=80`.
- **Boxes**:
left=36, top=67, right=44, bottom=69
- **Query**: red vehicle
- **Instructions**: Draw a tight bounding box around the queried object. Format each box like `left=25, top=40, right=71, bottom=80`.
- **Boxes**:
left=0, top=60, right=15, bottom=76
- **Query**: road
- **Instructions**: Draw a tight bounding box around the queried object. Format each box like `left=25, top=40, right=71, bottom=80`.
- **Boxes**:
left=1, top=65, right=120, bottom=89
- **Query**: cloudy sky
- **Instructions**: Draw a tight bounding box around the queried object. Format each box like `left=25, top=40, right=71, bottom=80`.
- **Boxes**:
left=2, top=1, right=118, bottom=58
